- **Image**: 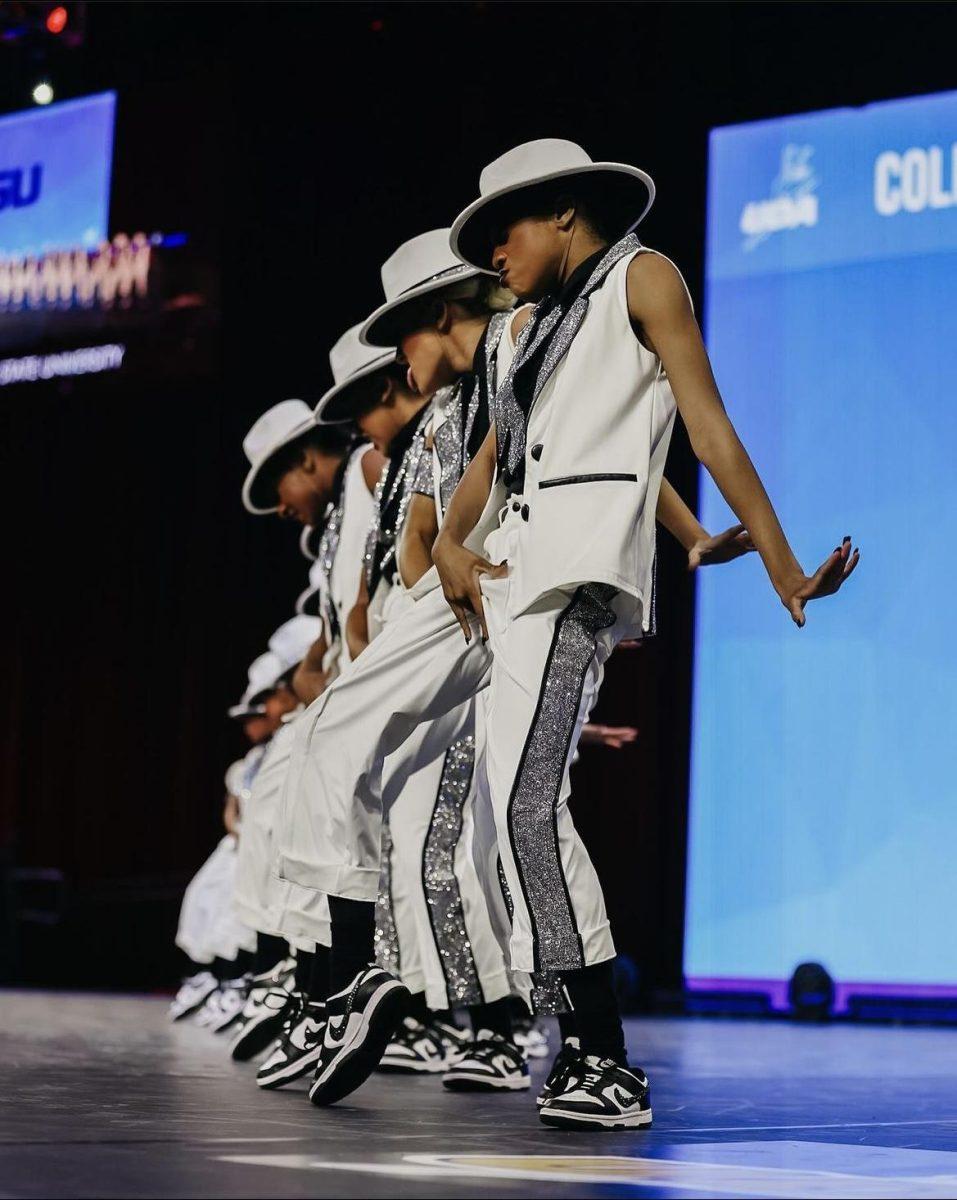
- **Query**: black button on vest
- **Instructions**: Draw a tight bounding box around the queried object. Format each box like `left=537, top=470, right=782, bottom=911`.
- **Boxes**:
left=530, top=443, right=543, bottom=461
left=511, top=501, right=521, bottom=512
left=521, top=504, right=530, bottom=522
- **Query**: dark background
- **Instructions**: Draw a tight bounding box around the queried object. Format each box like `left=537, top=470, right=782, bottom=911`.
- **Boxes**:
left=1, top=2, right=954, bottom=1000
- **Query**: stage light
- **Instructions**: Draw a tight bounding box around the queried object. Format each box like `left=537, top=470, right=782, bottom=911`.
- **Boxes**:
left=787, top=962, right=835, bottom=1022
left=46, top=6, right=68, bottom=34
left=32, top=81, right=54, bottom=106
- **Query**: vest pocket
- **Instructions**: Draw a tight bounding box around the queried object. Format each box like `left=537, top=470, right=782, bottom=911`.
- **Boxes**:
left=538, top=472, right=638, bottom=489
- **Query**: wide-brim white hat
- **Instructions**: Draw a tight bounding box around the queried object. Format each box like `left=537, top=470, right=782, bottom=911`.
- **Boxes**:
left=299, top=524, right=321, bottom=561
left=241, top=399, right=317, bottom=515
left=315, top=322, right=397, bottom=424
left=268, top=614, right=323, bottom=673
left=226, top=701, right=267, bottom=720
left=227, top=650, right=285, bottom=718
left=359, top=228, right=484, bottom=348
left=295, top=583, right=321, bottom=617
left=449, top=138, right=655, bottom=270
left=295, top=557, right=324, bottom=616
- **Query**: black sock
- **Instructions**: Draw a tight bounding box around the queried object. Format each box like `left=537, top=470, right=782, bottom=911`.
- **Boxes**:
left=509, top=994, right=532, bottom=1021
left=210, top=956, right=233, bottom=983
left=308, top=946, right=331, bottom=1003
left=558, top=1010, right=579, bottom=1042
left=559, top=960, right=626, bottom=1065
left=430, top=1007, right=455, bottom=1026
left=407, top=991, right=428, bottom=1023
left=294, top=950, right=314, bottom=992
left=468, top=996, right=514, bottom=1041
left=233, top=949, right=254, bottom=975
left=181, top=954, right=207, bottom=978
left=328, top=896, right=375, bottom=995
left=253, top=932, right=288, bottom=976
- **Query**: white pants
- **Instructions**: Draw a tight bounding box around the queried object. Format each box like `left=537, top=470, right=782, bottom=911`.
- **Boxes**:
left=276, top=508, right=632, bottom=974
left=175, top=835, right=256, bottom=964
left=374, top=700, right=512, bottom=1011
left=234, top=716, right=329, bottom=951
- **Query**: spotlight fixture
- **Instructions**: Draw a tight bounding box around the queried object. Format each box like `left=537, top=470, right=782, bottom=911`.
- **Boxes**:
left=46, top=6, right=69, bottom=35
left=32, top=81, right=55, bottom=106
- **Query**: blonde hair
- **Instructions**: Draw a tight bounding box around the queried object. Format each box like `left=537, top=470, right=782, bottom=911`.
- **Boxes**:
left=437, top=275, right=515, bottom=315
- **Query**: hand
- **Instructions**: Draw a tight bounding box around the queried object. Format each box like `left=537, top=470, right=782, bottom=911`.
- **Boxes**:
left=579, top=723, right=638, bottom=750
left=432, top=534, right=507, bottom=642
left=779, top=536, right=860, bottom=627
left=688, top=523, right=755, bottom=570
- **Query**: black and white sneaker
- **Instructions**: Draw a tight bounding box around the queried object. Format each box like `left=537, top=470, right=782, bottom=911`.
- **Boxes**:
left=537, top=1036, right=581, bottom=1107
left=194, top=974, right=250, bottom=1031
left=441, top=1030, right=530, bottom=1092
left=256, top=996, right=327, bottom=1089
left=429, top=1017, right=471, bottom=1066
left=539, top=1055, right=652, bottom=1130
left=169, top=970, right=218, bottom=1021
left=514, top=1014, right=551, bottom=1060
left=378, top=1017, right=446, bottom=1074
left=206, top=975, right=252, bottom=1033
left=308, top=966, right=410, bottom=1106
left=229, top=957, right=298, bottom=1062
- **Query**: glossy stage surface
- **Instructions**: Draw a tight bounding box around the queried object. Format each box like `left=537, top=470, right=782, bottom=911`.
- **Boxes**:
left=2, top=991, right=956, bottom=1198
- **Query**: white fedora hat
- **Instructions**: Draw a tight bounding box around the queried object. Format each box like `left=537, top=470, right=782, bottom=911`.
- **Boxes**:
left=295, top=583, right=320, bottom=617
left=268, top=614, right=323, bottom=673
left=315, top=323, right=397, bottom=424
left=359, top=228, right=485, bottom=348
left=449, top=138, right=655, bottom=270
left=241, top=399, right=317, bottom=515
left=295, top=557, right=324, bottom=616
left=300, top=524, right=319, bottom=561
left=227, top=650, right=285, bottom=718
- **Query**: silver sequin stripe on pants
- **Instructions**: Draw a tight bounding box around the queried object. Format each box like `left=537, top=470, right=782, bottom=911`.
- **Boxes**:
left=482, top=575, right=621, bottom=975
left=379, top=705, right=511, bottom=1011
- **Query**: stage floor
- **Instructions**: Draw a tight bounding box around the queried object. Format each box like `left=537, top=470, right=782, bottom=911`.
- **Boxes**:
left=1, top=991, right=956, bottom=1199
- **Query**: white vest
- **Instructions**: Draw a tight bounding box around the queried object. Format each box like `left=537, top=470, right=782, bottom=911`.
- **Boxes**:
left=490, top=248, right=683, bottom=631
left=405, top=312, right=526, bottom=600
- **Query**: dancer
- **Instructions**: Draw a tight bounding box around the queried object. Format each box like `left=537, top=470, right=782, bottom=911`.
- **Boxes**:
left=271, top=224, right=745, bottom=1110
left=169, top=652, right=281, bottom=1023
left=230, top=346, right=405, bottom=1085
left=427, top=137, right=857, bottom=1128
left=316, top=282, right=526, bottom=1087
left=228, top=621, right=314, bottom=1061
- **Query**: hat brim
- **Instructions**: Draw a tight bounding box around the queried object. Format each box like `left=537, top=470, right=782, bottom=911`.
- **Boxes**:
left=241, top=415, right=318, bottom=515
left=358, top=263, right=487, bottom=348
left=227, top=702, right=267, bottom=719
left=300, top=524, right=318, bottom=560
left=449, top=162, right=656, bottom=271
left=314, top=348, right=397, bottom=424
left=295, top=584, right=321, bottom=617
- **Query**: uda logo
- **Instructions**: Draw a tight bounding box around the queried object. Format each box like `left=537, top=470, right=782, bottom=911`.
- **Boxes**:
left=739, top=144, right=818, bottom=251
left=0, top=165, right=43, bottom=212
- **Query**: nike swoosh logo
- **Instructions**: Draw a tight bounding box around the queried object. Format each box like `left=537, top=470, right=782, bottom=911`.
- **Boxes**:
left=325, top=1013, right=352, bottom=1044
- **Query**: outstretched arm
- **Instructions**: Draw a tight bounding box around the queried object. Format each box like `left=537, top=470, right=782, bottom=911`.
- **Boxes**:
left=657, top=477, right=755, bottom=569
left=629, top=253, right=858, bottom=625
